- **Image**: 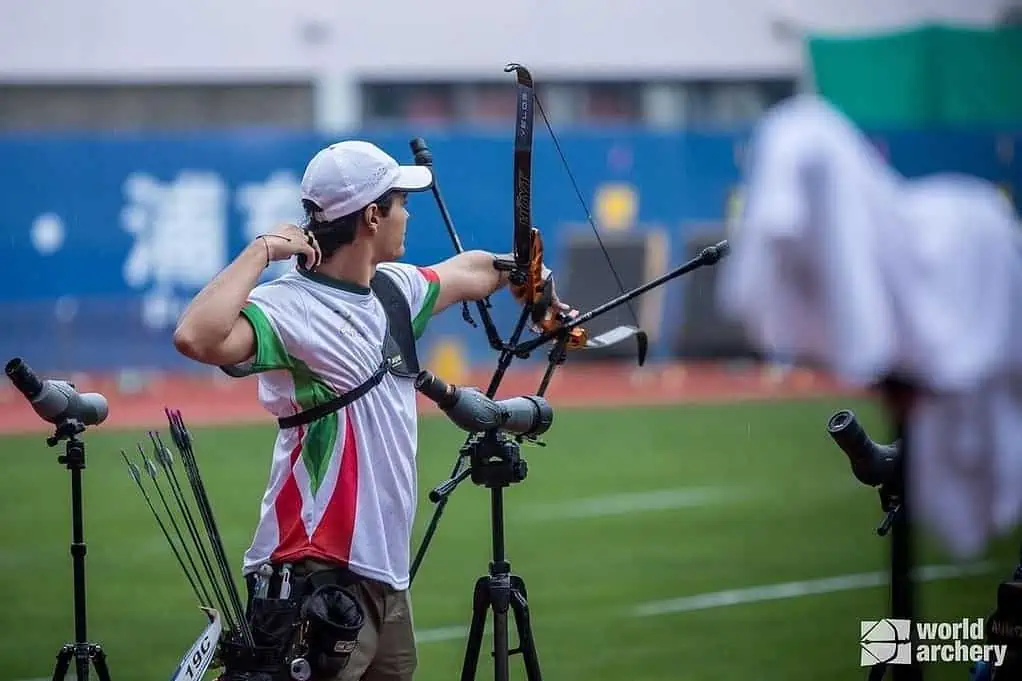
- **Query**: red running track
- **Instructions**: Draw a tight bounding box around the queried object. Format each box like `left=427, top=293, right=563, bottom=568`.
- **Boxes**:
left=0, top=362, right=861, bottom=436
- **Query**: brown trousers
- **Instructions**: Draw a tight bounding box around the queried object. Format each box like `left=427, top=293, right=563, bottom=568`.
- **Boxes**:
left=284, top=559, right=416, bottom=681
left=334, top=576, right=417, bottom=681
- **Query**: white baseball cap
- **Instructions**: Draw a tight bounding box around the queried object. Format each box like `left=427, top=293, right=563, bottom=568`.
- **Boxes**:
left=300, top=140, right=433, bottom=222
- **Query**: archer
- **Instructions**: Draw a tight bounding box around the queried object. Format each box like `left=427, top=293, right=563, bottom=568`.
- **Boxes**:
left=170, top=138, right=578, bottom=681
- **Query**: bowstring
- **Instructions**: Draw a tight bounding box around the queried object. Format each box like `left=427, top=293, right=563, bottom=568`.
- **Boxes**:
left=532, top=93, right=643, bottom=332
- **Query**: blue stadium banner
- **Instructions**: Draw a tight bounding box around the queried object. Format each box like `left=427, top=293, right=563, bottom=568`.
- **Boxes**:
left=0, top=127, right=1015, bottom=373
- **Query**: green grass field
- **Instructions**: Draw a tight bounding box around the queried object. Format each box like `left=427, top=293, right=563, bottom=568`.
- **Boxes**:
left=0, top=398, right=1017, bottom=681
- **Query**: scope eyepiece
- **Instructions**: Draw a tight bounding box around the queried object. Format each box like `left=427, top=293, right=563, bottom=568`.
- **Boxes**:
left=6, top=357, right=44, bottom=400
left=827, top=409, right=853, bottom=432
left=827, top=409, right=900, bottom=488
left=415, top=370, right=457, bottom=409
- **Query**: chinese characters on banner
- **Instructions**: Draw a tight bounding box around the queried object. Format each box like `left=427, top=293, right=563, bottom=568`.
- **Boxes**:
left=121, top=170, right=304, bottom=330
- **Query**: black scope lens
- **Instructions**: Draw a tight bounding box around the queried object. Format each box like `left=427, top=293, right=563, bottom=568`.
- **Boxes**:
left=5, top=358, right=44, bottom=400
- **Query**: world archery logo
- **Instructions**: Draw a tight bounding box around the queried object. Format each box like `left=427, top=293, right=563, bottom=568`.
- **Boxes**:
left=861, top=619, right=913, bottom=666
left=860, top=617, right=1007, bottom=667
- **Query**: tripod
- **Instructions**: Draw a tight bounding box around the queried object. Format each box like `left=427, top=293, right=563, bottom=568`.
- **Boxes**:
left=432, top=430, right=542, bottom=681
left=827, top=382, right=921, bottom=681
left=48, top=418, right=112, bottom=681
left=875, top=383, right=922, bottom=681
left=863, top=380, right=921, bottom=681
left=868, top=451, right=921, bottom=681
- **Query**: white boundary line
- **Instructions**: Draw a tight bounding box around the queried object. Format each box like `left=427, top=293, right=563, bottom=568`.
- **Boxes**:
left=631, top=562, right=995, bottom=617
left=516, top=486, right=732, bottom=521
left=411, top=562, right=996, bottom=648
left=7, top=562, right=996, bottom=680
left=415, top=625, right=468, bottom=643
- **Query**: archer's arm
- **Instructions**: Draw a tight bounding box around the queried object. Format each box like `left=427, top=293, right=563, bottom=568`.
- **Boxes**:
left=429, top=250, right=512, bottom=315
left=173, top=224, right=321, bottom=366
left=428, top=249, right=575, bottom=320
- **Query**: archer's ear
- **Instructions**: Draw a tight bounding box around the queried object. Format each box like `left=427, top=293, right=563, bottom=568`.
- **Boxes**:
left=364, top=204, right=381, bottom=233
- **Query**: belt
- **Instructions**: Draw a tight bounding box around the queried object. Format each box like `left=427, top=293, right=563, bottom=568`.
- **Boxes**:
left=245, top=559, right=365, bottom=603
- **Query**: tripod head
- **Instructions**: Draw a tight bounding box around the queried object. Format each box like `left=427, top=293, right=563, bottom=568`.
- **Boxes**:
left=47, top=418, right=86, bottom=446
left=429, top=430, right=529, bottom=503
left=415, top=370, right=552, bottom=503
left=827, top=409, right=903, bottom=536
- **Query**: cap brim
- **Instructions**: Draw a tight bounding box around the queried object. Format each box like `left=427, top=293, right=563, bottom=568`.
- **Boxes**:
left=392, top=165, right=433, bottom=192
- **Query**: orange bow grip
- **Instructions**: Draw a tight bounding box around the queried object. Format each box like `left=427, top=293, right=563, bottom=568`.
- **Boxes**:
left=510, top=227, right=588, bottom=349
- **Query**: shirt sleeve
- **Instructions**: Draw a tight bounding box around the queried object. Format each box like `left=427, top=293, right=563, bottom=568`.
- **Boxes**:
left=376, top=261, right=442, bottom=339
left=220, top=280, right=307, bottom=377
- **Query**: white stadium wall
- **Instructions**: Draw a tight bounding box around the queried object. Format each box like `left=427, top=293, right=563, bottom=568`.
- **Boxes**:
left=0, top=0, right=1014, bottom=129
left=0, top=0, right=1011, bottom=80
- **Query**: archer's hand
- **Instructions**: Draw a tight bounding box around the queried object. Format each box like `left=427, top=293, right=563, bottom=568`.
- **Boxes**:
left=509, top=263, right=552, bottom=305
left=256, top=224, right=323, bottom=270
left=550, top=299, right=579, bottom=323
left=531, top=286, right=580, bottom=334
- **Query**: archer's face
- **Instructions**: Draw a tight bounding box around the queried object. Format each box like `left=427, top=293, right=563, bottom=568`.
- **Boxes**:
left=372, top=191, right=409, bottom=262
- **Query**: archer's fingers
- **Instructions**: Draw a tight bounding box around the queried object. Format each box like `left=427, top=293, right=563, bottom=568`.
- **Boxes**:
left=304, top=230, right=323, bottom=269
left=554, top=302, right=579, bottom=318
left=312, top=236, right=323, bottom=270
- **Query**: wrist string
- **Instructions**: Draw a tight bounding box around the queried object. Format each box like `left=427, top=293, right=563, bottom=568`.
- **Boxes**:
left=255, top=234, right=293, bottom=268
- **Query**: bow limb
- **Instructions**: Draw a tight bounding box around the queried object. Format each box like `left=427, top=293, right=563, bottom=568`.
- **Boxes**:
left=506, top=63, right=535, bottom=278
left=504, top=63, right=646, bottom=365
left=504, top=63, right=550, bottom=319
left=505, top=63, right=590, bottom=351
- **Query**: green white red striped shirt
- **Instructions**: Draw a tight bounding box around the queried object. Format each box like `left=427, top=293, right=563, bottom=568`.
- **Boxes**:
left=224, top=262, right=440, bottom=590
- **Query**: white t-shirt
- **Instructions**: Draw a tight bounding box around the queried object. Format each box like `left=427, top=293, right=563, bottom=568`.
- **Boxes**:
left=224, top=262, right=441, bottom=590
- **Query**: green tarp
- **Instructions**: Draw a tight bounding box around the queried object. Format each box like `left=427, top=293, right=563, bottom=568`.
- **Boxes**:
left=807, top=24, right=1022, bottom=126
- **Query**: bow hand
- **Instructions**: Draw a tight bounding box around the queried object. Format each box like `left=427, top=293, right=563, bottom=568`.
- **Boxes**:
left=517, top=265, right=648, bottom=362
left=527, top=277, right=589, bottom=349
left=504, top=226, right=589, bottom=348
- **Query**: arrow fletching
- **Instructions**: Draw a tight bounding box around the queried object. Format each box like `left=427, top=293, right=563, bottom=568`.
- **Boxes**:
left=122, top=450, right=143, bottom=485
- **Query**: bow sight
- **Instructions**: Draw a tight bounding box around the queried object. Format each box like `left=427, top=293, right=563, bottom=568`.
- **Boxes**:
left=406, top=62, right=731, bottom=681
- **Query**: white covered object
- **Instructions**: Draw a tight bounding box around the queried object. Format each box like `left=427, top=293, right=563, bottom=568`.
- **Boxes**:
left=718, top=95, right=1022, bottom=559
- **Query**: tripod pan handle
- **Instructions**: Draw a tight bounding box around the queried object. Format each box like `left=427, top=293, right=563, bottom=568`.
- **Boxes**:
left=430, top=467, right=472, bottom=503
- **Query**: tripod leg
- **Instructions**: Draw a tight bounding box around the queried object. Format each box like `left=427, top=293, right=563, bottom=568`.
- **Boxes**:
left=75, top=645, right=91, bottom=681
left=91, top=645, right=111, bottom=681
left=52, top=644, right=73, bottom=681
left=492, top=577, right=511, bottom=681
left=509, top=576, right=542, bottom=681
left=460, top=577, right=492, bottom=681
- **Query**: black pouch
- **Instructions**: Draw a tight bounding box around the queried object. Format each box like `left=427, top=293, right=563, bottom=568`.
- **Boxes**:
left=249, top=597, right=305, bottom=649
left=217, top=573, right=305, bottom=681
left=299, top=584, right=366, bottom=677
left=217, top=597, right=303, bottom=681
left=217, top=635, right=286, bottom=681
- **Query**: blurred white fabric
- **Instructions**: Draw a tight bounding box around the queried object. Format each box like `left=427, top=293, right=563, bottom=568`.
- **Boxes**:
left=718, top=95, right=1022, bottom=559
